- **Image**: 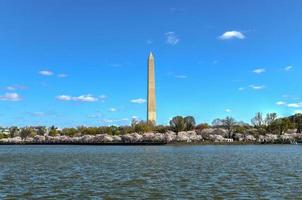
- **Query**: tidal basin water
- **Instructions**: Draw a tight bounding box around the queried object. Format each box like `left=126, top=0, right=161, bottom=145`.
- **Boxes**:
left=1, top=145, right=302, bottom=199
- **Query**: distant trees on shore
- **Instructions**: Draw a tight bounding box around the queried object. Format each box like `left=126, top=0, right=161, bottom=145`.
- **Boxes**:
left=1, top=113, right=302, bottom=140
left=169, top=116, right=196, bottom=133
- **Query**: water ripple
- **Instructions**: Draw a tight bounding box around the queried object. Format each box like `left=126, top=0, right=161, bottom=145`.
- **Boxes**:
left=0, top=145, right=302, bottom=199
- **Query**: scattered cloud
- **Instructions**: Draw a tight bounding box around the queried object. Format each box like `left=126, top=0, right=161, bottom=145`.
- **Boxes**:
left=5, top=85, right=27, bottom=91
left=39, top=70, right=68, bottom=78
left=100, top=118, right=129, bottom=124
left=165, top=32, right=179, bottom=45
left=253, top=68, right=266, bottom=74
left=58, top=74, right=68, bottom=78
left=39, top=70, right=54, bottom=76
left=276, top=101, right=286, bottom=106
left=249, top=85, right=265, bottom=90
left=284, top=65, right=293, bottom=71
left=131, top=98, right=147, bottom=104
left=73, top=95, right=98, bottom=102
left=56, top=94, right=98, bottom=102
left=282, top=94, right=299, bottom=100
left=174, top=75, right=188, bottom=79
left=225, top=108, right=232, bottom=113
left=30, top=112, right=45, bottom=117
left=218, top=31, right=245, bottom=40
left=0, top=93, right=22, bottom=101
left=238, top=87, right=245, bottom=91
left=6, top=86, right=16, bottom=91
left=287, top=102, right=302, bottom=108
left=108, top=108, right=117, bottom=112
left=56, top=95, right=72, bottom=101
left=276, top=101, right=302, bottom=108
left=294, top=110, right=302, bottom=114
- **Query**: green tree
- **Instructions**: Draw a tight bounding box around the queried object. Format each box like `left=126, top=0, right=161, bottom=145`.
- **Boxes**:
left=48, top=126, right=58, bottom=136
left=272, top=118, right=292, bottom=135
left=184, top=116, right=196, bottom=131
left=37, top=127, right=47, bottom=136
left=20, top=127, right=32, bottom=140
left=155, top=125, right=170, bottom=133
left=133, top=121, right=153, bottom=134
left=293, top=114, right=302, bottom=133
left=170, top=116, right=185, bottom=133
left=119, top=126, right=133, bottom=135
left=0, top=133, right=9, bottom=139
left=61, top=128, right=78, bottom=137
left=265, top=113, right=278, bottom=133
left=109, top=126, right=120, bottom=135
left=9, top=126, right=18, bottom=138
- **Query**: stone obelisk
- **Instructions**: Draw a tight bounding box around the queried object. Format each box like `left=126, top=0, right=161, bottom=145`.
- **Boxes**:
left=147, top=52, right=156, bottom=125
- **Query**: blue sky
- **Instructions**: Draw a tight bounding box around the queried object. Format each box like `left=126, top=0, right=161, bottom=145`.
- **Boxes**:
left=0, top=0, right=302, bottom=127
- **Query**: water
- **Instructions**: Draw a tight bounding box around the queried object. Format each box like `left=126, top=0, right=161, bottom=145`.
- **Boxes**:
left=0, top=145, right=302, bottom=199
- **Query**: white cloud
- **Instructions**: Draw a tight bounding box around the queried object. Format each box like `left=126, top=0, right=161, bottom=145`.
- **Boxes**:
left=225, top=108, right=232, bottom=113
left=58, top=74, right=68, bottom=78
left=249, top=85, right=265, bottom=90
left=276, top=101, right=286, bottom=106
left=100, top=118, right=129, bottom=124
left=108, top=108, right=117, bottom=112
left=56, top=95, right=72, bottom=101
left=5, top=85, right=27, bottom=91
left=0, top=93, right=22, bottom=101
left=165, top=32, right=179, bottom=45
left=174, top=75, right=188, bottom=79
left=56, top=94, right=98, bottom=102
left=275, top=101, right=302, bottom=108
left=101, top=119, right=114, bottom=123
left=281, top=94, right=299, bottom=100
left=6, top=86, right=16, bottom=91
left=287, top=102, right=302, bottom=108
left=253, top=68, right=266, bottom=74
left=73, top=95, right=98, bottom=102
left=284, top=65, right=293, bottom=71
left=131, top=98, right=147, bottom=104
left=218, top=31, right=245, bottom=40
left=39, top=70, right=54, bottom=76
left=238, top=87, right=245, bottom=91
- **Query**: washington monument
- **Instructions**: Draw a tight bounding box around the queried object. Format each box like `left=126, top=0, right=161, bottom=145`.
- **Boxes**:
left=147, top=52, right=156, bottom=124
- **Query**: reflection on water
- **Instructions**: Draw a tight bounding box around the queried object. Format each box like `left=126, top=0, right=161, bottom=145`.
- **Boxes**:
left=0, top=145, right=302, bottom=199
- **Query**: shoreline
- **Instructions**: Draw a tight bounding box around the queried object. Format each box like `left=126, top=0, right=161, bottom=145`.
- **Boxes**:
left=0, top=141, right=297, bottom=146
left=1, top=129, right=301, bottom=146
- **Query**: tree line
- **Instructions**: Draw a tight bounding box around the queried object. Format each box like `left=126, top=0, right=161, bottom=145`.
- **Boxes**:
left=1, top=113, right=302, bottom=140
